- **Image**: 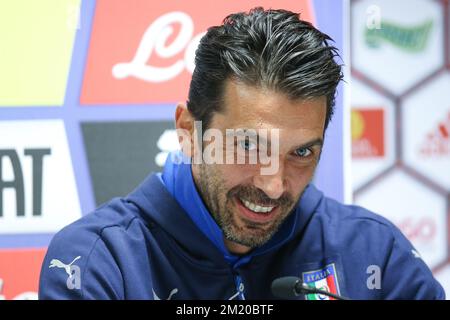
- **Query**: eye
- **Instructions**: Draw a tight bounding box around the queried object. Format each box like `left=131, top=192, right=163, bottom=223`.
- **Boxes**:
left=294, top=147, right=312, bottom=157
left=239, top=138, right=257, bottom=151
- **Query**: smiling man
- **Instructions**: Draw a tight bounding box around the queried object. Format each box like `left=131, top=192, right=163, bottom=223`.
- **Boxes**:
left=39, top=7, right=444, bottom=300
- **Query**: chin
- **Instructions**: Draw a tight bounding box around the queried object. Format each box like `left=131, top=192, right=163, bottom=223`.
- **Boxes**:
left=230, top=223, right=272, bottom=246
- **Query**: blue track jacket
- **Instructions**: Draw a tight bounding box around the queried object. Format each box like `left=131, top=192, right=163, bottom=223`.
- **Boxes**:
left=39, top=154, right=445, bottom=300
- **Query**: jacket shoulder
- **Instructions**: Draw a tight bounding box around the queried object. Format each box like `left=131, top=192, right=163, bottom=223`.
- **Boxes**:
left=39, top=197, right=144, bottom=299
left=317, top=196, right=445, bottom=299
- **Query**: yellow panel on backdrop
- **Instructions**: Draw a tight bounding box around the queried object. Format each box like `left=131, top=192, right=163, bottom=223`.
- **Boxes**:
left=0, top=0, right=80, bottom=106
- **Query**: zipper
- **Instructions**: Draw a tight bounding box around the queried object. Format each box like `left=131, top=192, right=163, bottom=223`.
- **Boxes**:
left=228, top=274, right=246, bottom=300
left=234, top=274, right=245, bottom=300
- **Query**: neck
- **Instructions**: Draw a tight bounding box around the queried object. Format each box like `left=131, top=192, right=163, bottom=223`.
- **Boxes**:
left=224, top=238, right=252, bottom=255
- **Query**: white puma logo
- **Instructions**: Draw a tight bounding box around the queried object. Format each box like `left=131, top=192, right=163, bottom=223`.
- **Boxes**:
left=152, top=288, right=178, bottom=300
left=49, top=256, right=81, bottom=278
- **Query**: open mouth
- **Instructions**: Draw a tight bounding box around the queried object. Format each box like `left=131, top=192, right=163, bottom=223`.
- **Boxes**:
left=234, top=196, right=278, bottom=224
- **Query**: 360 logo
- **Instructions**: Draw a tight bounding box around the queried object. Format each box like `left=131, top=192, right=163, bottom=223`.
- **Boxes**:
left=397, top=217, right=437, bottom=243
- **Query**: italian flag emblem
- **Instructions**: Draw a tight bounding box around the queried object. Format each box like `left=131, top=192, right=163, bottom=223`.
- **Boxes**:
left=302, top=263, right=341, bottom=300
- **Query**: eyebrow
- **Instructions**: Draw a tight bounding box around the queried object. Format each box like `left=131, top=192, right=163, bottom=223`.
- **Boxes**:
left=294, top=138, right=324, bottom=150
left=230, top=129, right=323, bottom=150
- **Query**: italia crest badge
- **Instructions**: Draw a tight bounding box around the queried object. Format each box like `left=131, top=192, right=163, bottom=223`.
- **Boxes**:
left=302, top=263, right=341, bottom=300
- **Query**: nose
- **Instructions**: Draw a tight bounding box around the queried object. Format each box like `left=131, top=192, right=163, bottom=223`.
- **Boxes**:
left=252, top=164, right=286, bottom=200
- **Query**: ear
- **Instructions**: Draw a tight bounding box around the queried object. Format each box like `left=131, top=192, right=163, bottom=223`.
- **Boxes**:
left=175, top=103, right=195, bottom=158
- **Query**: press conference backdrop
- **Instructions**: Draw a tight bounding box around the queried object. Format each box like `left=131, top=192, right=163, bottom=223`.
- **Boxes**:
left=350, top=0, right=450, bottom=298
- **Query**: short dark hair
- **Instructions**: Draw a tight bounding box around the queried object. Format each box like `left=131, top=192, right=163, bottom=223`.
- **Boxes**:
left=187, top=7, right=343, bottom=130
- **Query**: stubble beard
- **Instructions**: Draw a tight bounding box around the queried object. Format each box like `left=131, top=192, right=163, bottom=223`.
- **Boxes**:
left=194, top=163, right=299, bottom=249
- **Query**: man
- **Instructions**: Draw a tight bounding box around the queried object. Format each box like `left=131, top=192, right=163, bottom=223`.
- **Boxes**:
left=39, top=7, right=444, bottom=300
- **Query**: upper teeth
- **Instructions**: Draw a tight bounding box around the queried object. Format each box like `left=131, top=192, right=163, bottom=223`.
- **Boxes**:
left=241, top=198, right=274, bottom=213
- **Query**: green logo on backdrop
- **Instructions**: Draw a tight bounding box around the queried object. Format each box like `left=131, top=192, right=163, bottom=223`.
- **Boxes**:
left=365, top=20, right=433, bottom=52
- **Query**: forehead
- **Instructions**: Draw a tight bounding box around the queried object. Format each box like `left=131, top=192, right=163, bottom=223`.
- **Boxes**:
left=213, top=80, right=327, bottom=133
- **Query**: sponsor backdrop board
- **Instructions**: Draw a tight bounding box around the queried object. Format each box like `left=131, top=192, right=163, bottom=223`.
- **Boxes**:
left=0, top=0, right=345, bottom=300
left=351, top=0, right=450, bottom=298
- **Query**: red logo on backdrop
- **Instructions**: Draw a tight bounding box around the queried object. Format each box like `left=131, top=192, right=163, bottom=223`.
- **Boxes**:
left=80, top=0, right=313, bottom=105
left=351, top=109, right=385, bottom=158
left=396, top=217, right=437, bottom=244
left=0, top=249, right=46, bottom=300
left=419, top=111, right=450, bottom=157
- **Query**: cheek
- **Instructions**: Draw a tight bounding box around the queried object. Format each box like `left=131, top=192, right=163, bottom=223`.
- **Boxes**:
left=286, top=165, right=317, bottom=193
left=218, top=164, right=257, bottom=189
